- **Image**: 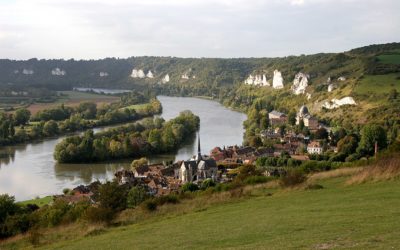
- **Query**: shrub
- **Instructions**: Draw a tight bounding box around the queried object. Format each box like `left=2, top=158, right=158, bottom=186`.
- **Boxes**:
left=181, top=182, right=199, bottom=192
left=200, top=179, right=216, bottom=190
left=127, top=186, right=150, bottom=208
left=84, top=207, right=115, bottom=224
left=155, top=194, right=179, bottom=206
left=142, top=199, right=157, bottom=212
left=280, top=170, right=307, bottom=187
left=244, top=176, right=272, bottom=185
left=305, top=184, right=324, bottom=190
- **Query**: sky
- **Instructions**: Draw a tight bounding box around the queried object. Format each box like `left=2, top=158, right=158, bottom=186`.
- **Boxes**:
left=0, top=0, right=399, bottom=59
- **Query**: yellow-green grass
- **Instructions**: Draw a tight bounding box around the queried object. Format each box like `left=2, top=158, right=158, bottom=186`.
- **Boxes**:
left=377, top=53, right=400, bottom=65
left=17, top=196, right=53, bottom=207
left=354, top=74, right=400, bottom=96
left=5, top=173, right=399, bottom=249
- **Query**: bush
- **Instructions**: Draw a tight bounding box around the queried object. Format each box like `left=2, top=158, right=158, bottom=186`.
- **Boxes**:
left=127, top=186, right=150, bottom=208
left=181, top=182, right=199, bottom=192
left=142, top=199, right=157, bottom=212
left=200, top=179, right=216, bottom=190
left=84, top=207, right=115, bottom=224
left=280, top=170, right=307, bottom=187
left=243, top=176, right=272, bottom=185
left=155, top=194, right=179, bottom=206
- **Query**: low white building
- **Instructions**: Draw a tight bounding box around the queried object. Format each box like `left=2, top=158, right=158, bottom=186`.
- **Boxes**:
left=307, top=141, right=323, bottom=155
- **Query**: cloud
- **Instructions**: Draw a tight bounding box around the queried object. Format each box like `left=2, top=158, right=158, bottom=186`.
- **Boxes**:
left=0, top=0, right=399, bottom=59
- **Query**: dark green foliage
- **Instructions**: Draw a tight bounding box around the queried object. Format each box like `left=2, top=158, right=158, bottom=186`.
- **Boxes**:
left=243, top=176, right=272, bottom=185
left=200, top=179, right=216, bottom=190
left=357, top=124, right=387, bottom=156
left=181, top=183, right=199, bottom=192
left=14, top=108, right=31, bottom=126
left=97, top=182, right=128, bottom=212
left=127, top=186, right=150, bottom=208
left=142, top=199, right=157, bottom=212
left=337, top=135, right=358, bottom=156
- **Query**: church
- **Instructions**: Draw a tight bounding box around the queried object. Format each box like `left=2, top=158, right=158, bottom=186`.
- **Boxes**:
left=179, top=134, right=218, bottom=183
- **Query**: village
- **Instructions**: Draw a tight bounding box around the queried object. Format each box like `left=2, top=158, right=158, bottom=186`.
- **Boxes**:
left=59, top=104, right=335, bottom=203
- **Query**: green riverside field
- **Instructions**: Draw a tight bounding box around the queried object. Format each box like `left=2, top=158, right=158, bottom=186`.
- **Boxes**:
left=39, top=177, right=400, bottom=250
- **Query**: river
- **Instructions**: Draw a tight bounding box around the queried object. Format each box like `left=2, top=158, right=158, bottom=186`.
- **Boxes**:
left=0, top=96, right=246, bottom=201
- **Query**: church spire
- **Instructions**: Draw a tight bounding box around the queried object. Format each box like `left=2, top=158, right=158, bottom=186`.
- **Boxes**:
left=197, top=132, right=202, bottom=162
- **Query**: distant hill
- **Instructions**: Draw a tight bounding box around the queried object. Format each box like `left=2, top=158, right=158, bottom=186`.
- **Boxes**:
left=1, top=42, right=400, bottom=126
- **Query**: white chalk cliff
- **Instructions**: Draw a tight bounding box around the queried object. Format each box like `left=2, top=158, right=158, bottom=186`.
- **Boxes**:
left=328, top=84, right=335, bottom=92
left=181, top=73, right=190, bottom=80
left=322, top=97, right=356, bottom=109
left=291, top=72, right=309, bottom=95
left=244, top=74, right=269, bottom=86
left=162, top=74, right=170, bottom=84
left=22, top=69, right=34, bottom=75
left=99, top=72, right=109, bottom=77
left=131, top=69, right=146, bottom=78
left=146, top=70, right=154, bottom=78
left=272, top=70, right=284, bottom=89
left=51, top=68, right=66, bottom=76
left=337, top=76, right=346, bottom=81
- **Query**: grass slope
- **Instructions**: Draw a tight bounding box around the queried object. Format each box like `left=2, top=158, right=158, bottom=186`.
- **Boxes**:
left=40, top=177, right=400, bottom=250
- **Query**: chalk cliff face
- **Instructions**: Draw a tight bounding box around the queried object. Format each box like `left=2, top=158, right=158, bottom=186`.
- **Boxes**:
left=162, top=74, right=170, bottom=83
left=22, top=69, right=34, bottom=75
left=181, top=73, right=190, bottom=79
left=99, top=72, right=109, bottom=77
left=338, top=76, right=346, bottom=81
left=328, top=84, right=334, bottom=92
left=51, top=68, right=66, bottom=76
left=291, top=72, right=309, bottom=95
left=131, top=69, right=145, bottom=78
left=244, top=74, right=270, bottom=86
left=272, top=70, right=284, bottom=89
left=146, top=70, right=154, bottom=78
left=322, top=97, right=356, bottom=109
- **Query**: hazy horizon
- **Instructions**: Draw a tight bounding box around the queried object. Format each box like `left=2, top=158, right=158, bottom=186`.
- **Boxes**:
left=1, top=0, right=400, bottom=60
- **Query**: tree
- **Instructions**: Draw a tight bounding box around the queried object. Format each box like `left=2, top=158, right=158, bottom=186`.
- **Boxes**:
left=131, top=157, right=148, bottom=170
left=14, top=108, right=31, bottom=126
left=43, top=120, right=59, bottom=136
left=357, top=124, right=387, bottom=156
left=0, top=194, right=19, bottom=224
left=97, top=182, right=127, bottom=212
left=337, top=135, right=358, bottom=155
left=127, top=186, right=150, bottom=208
left=288, top=111, right=297, bottom=126
left=314, top=128, right=328, bottom=140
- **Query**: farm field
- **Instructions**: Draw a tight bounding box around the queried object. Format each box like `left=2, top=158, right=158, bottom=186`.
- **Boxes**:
left=27, top=91, right=119, bottom=115
left=377, top=52, right=400, bottom=65
left=354, top=73, right=400, bottom=96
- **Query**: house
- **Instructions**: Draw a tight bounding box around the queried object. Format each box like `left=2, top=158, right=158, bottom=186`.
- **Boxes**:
left=296, top=105, right=319, bottom=130
left=307, top=141, right=323, bottom=155
left=268, top=110, right=287, bottom=126
left=115, top=170, right=136, bottom=185
left=179, top=135, right=218, bottom=183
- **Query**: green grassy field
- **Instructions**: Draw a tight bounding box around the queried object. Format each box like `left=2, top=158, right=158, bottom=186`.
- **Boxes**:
left=17, top=196, right=53, bottom=207
left=354, top=73, right=400, bottom=96
left=24, top=175, right=399, bottom=250
left=377, top=53, right=400, bottom=65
